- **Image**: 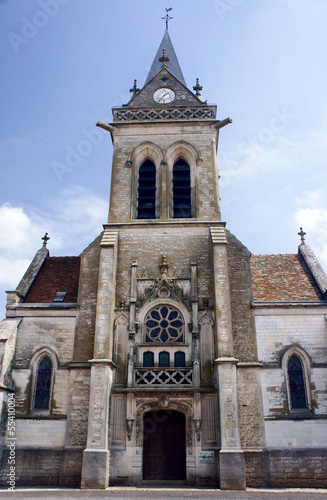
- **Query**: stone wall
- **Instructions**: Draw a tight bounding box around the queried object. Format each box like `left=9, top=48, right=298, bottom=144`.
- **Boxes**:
left=255, top=306, right=327, bottom=419
left=73, top=235, right=102, bottom=362
left=226, top=231, right=257, bottom=362
left=114, top=224, right=215, bottom=308
left=269, top=449, right=327, bottom=488
left=0, top=448, right=63, bottom=486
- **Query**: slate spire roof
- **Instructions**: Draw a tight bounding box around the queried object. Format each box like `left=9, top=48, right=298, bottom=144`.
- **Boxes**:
left=145, top=30, right=186, bottom=86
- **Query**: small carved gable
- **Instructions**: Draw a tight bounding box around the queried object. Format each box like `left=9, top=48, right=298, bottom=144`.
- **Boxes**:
left=126, top=68, right=204, bottom=109
left=146, top=280, right=184, bottom=305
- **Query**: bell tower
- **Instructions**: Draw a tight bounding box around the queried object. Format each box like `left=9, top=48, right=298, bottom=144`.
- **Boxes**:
left=82, top=18, right=250, bottom=490
left=101, top=27, right=230, bottom=225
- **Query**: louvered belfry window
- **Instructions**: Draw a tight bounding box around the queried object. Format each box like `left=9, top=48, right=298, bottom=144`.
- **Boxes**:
left=137, top=159, right=156, bottom=219
left=288, top=354, right=307, bottom=410
left=173, top=159, right=191, bottom=218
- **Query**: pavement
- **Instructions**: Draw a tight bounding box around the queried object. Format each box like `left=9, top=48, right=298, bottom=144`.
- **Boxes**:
left=0, top=487, right=327, bottom=499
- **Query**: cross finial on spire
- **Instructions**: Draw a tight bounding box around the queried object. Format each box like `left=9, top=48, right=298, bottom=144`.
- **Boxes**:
left=42, top=232, right=50, bottom=247
left=298, top=227, right=306, bottom=245
left=162, top=7, right=173, bottom=31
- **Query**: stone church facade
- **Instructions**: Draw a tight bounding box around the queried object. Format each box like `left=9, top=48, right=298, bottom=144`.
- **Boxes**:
left=1, top=29, right=327, bottom=490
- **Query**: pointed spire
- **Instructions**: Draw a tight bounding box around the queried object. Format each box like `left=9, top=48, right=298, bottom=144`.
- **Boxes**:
left=145, top=30, right=186, bottom=86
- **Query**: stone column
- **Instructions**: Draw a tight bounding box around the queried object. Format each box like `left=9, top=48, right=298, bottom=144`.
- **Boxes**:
left=128, top=260, right=138, bottom=337
left=81, top=228, right=118, bottom=489
left=210, top=227, right=246, bottom=490
left=160, top=160, right=168, bottom=220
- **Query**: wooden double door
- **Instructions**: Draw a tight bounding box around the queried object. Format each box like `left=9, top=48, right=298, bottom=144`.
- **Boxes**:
left=143, top=410, right=186, bottom=480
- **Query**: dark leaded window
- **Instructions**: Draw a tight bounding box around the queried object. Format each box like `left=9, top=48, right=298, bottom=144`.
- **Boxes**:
left=137, top=160, right=156, bottom=219
left=34, top=356, right=52, bottom=410
left=174, top=351, right=185, bottom=367
left=143, top=351, right=154, bottom=367
left=173, top=159, right=191, bottom=218
left=144, top=305, right=184, bottom=343
left=159, top=351, right=170, bottom=368
left=288, top=354, right=307, bottom=410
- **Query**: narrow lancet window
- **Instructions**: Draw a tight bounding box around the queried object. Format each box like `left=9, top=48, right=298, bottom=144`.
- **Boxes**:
left=173, top=159, right=191, bottom=218
left=34, top=356, right=52, bottom=410
left=288, top=354, right=307, bottom=410
left=137, top=160, right=156, bottom=219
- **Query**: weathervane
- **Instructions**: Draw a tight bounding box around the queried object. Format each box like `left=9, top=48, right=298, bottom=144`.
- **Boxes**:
left=162, top=7, right=173, bottom=30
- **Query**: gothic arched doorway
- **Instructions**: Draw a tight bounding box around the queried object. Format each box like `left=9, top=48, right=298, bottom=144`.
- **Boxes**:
left=143, top=409, right=186, bottom=480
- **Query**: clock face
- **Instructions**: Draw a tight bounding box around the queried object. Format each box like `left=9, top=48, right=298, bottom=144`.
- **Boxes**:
left=153, top=88, right=175, bottom=104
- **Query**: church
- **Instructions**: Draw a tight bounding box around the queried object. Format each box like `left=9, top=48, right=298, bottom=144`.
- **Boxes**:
left=0, top=20, right=327, bottom=490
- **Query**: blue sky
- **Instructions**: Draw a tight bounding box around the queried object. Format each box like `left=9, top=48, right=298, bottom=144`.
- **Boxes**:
left=0, top=0, right=327, bottom=318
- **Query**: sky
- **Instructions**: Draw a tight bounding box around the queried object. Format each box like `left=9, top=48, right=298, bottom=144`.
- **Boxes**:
left=0, top=0, right=326, bottom=319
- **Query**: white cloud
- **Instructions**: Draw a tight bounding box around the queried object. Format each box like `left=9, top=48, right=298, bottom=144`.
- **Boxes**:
left=0, top=186, right=107, bottom=289
left=0, top=257, right=31, bottom=290
left=220, top=130, right=327, bottom=186
left=295, top=189, right=324, bottom=207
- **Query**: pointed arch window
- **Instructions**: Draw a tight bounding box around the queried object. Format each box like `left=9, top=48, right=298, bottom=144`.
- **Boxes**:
left=173, top=159, right=191, bottom=218
left=288, top=354, right=307, bottom=410
left=34, top=356, right=52, bottom=410
left=137, top=159, right=156, bottom=219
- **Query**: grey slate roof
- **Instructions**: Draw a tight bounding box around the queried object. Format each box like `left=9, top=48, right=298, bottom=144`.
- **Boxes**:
left=145, top=30, right=186, bottom=86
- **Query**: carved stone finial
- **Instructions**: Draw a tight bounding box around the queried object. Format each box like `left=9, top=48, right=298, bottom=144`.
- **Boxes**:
left=42, top=232, right=50, bottom=247
left=160, top=254, right=169, bottom=275
left=159, top=48, right=170, bottom=67
left=193, top=78, right=203, bottom=96
left=129, top=79, right=140, bottom=96
left=298, top=227, right=306, bottom=245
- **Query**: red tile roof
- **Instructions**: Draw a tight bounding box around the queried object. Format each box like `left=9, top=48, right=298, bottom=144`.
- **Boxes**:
left=250, top=253, right=323, bottom=302
left=24, top=257, right=80, bottom=303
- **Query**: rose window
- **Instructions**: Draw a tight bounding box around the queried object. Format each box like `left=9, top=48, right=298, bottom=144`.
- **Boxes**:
left=145, top=305, right=184, bottom=343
